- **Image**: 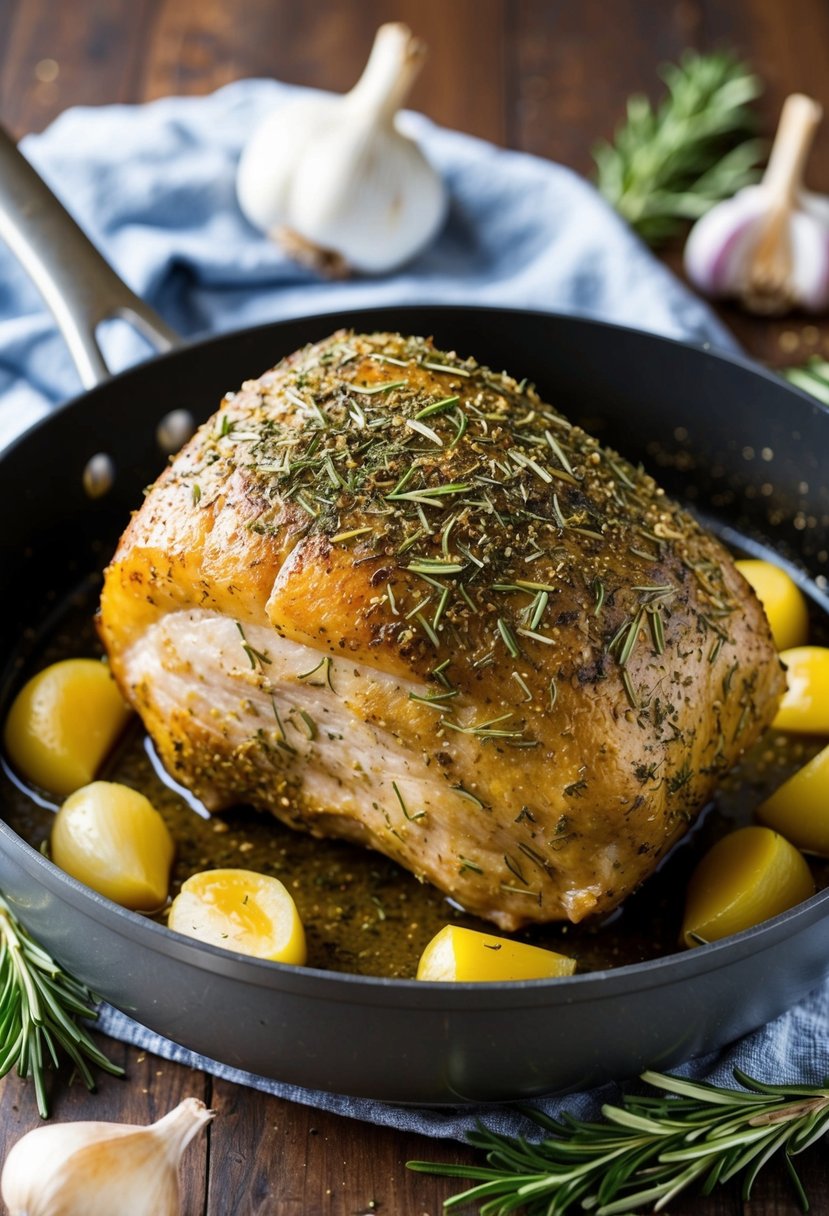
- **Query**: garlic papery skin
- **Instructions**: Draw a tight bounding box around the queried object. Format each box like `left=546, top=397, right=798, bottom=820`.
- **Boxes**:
left=1, top=1097, right=213, bottom=1216
left=685, top=94, right=829, bottom=314
left=236, top=22, right=447, bottom=276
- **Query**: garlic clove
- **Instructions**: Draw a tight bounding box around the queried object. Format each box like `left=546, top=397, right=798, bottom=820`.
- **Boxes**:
left=684, top=93, right=829, bottom=315
left=287, top=111, right=447, bottom=274
left=792, top=193, right=829, bottom=310
left=684, top=186, right=768, bottom=296
left=346, top=20, right=427, bottom=125
left=236, top=22, right=447, bottom=276
left=237, top=95, right=332, bottom=235
left=1, top=1097, right=213, bottom=1216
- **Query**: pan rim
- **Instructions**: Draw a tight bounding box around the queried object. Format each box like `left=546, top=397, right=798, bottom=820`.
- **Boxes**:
left=3, top=810, right=828, bottom=1007
left=2, top=302, right=827, bottom=461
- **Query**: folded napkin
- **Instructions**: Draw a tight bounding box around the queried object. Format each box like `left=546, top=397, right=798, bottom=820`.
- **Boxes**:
left=1, top=80, right=825, bottom=1140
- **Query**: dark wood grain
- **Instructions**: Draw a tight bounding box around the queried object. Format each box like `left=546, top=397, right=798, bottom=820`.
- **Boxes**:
left=140, top=0, right=508, bottom=145
left=1, top=0, right=828, bottom=1213
left=512, top=0, right=702, bottom=172
left=0, top=0, right=156, bottom=138
left=205, top=1080, right=482, bottom=1215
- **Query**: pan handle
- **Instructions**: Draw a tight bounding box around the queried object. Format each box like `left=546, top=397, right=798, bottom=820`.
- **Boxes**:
left=0, top=126, right=180, bottom=389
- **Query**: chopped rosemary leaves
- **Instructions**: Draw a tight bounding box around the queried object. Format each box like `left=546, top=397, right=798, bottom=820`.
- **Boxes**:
left=406, top=418, right=444, bottom=446
left=510, top=447, right=553, bottom=485
left=528, top=590, right=549, bottom=631
left=443, top=711, right=523, bottom=739
left=517, top=627, right=555, bottom=646
left=499, top=882, right=540, bottom=899
left=448, top=408, right=469, bottom=447
left=297, top=655, right=336, bottom=692
left=415, top=395, right=460, bottom=420
left=648, top=604, right=666, bottom=655
left=397, top=528, right=427, bottom=556
left=294, top=492, right=320, bottom=518
left=235, top=622, right=271, bottom=670
left=544, top=429, right=575, bottom=474
left=457, top=543, right=484, bottom=570
left=621, top=669, right=640, bottom=709
left=409, top=688, right=459, bottom=710
left=517, top=841, right=552, bottom=872
left=330, top=526, right=373, bottom=543
left=451, top=784, right=487, bottom=810
left=351, top=379, right=407, bottom=395
left=392, top=781, right=426, bottom=821
left=422, top=360, right=471, bottom=377
left=514, top=579, right=557, bottom=593
left=432, top=585, right=451, bottom=630
left=510, top=671, right=533, bottom=703
left=270, top=697, right=295, bottom=751
left=387, top=483, right=472, bottom=506
left=458, top=856, right=484, bottom=875
left=617, top=610, right=644, bottom=668
left=503, top=853, right=528, bottom=884
left=407, top=558, right=466, bottom=575
left=416, top=612, right=441, bottom=648
left=457, top=583, right=478, bottom=614
left=348, top=402, right=366, bottom=428
left=405, top=595, right=433, bottom=621
left=497, top=617, right=521, bottom=658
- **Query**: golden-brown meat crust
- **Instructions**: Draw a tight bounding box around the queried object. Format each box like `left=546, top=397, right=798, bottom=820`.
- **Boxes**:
left=98, top=332, right=785, bottom=929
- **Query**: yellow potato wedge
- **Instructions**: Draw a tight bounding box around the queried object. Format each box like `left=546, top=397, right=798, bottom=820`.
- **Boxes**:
left=735, top=560, right=809, bottom=652
left=168, top=869, right=306, bottom=964
left=52, top=781, right=174, bottom=911
left=757, top=744, right=829, bottom=856
left=416, top=924, right=576, bottom=982
left=4, top=658, right=131, bottom=798
left=682, top=826, right=814, bottom=947
left=774, top=647, right=829, bottom=735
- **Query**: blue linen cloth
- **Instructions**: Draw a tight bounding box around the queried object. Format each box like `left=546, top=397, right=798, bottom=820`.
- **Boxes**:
left=0, top=79, right=736, bottom=447
left=1, top=80, right=825, bottom=1140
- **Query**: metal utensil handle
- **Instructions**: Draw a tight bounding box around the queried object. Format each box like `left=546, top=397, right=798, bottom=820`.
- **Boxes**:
left=0, top=126, right=180, bottom=388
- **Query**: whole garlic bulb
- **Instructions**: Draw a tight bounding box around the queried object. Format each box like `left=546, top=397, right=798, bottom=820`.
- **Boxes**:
left=1, top=1097, right=213, bottom=1216
left=685, top=93, right=829, bottom=314
left=237, top=22, right=447, bottom=276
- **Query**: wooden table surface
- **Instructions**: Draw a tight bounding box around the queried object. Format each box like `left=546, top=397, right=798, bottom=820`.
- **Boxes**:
left=1, top=1, right=828, bottom=1212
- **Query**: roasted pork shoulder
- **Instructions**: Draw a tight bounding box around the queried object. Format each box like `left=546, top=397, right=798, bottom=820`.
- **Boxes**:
left=98, top=332, right=784, bottom=930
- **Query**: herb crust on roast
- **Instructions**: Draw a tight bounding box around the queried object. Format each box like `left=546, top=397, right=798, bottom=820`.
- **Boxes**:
left=98, top=332, right=784, bottom=930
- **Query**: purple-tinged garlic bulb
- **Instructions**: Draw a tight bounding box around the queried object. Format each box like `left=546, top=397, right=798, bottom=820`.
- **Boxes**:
left=685, top=94, right=829, bottom=315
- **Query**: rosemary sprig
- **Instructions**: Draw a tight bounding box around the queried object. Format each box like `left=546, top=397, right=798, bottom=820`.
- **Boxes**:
left=408, top=1068, right=829, bottom=1214
left=783, top=356, right=829, bottom=406
left=0, top=895, right=123, bottom=1117
left=594, top=50, right=764, bottom=245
